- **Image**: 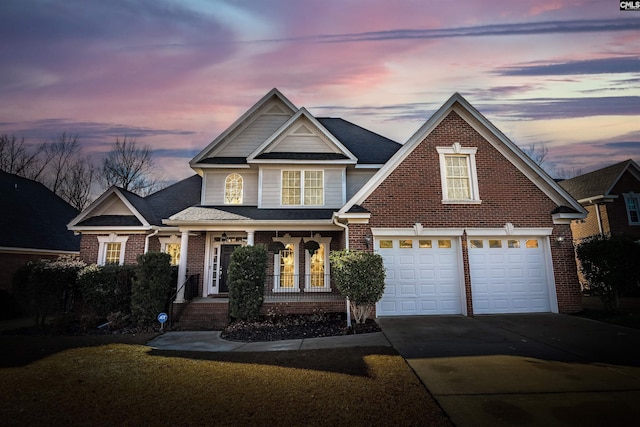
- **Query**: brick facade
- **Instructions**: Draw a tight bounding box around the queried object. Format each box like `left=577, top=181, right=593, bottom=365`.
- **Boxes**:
left=354, top=111, right=581, bottom=314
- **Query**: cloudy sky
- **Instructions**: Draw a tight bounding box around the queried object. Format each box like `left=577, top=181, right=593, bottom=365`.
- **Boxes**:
left=1, top=0, right=639, bottom=183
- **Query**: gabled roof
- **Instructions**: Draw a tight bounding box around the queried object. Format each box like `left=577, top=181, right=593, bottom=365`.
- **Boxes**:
left=1, top=171, right=80, bottom=252
left=69, top=175, right=202, bottom=230
left=558, top=159, right=640, bottom=202
left=247, top=108, right=358, bottom=164
left=339, top=93, right=586, bottom=219
left=190, top=88, right=298, bottom=166
left=317, top=118, right=401, bottom=165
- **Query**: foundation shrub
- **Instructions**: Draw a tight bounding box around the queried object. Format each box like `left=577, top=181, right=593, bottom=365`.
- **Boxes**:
left=131, top=252, right=172, bottom=326
left=329, top=250, right=386, bottom=324
left=77, top=264, right=134, bottom=320
left=228, top=245, right=267, bottom=322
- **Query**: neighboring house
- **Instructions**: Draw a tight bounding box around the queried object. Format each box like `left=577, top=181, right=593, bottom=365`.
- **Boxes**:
left=68, top=89, right=586, bottom=327
left=559, top=159, right=640, bottom=241
left=0, top=171, right=80, bottom=292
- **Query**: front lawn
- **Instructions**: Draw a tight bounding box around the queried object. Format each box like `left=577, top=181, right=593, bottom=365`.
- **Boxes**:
left=0, top=339, right=451, bottom=426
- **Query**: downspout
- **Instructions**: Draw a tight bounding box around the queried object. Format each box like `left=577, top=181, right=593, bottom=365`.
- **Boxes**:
left=594, top=203, right=603, bottom=236
left=144, top=228, right=160, bottom=254
left=333, top=214, right=351, bottom=328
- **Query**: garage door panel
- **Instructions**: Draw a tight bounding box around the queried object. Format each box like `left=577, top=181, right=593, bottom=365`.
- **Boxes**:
left=470, top=237, right=551, bottom=314
left=377, top=237, right=462, bottom=316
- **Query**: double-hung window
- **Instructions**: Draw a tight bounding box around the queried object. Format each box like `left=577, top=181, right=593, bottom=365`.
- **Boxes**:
left=159, top=236, right=181, bottom=266
left=97, top=234, right=129, bottom=266
left=437, top=143, right=480, bottom=203
left=624, top=193, right=640, bottom=225
left=281, top=170, right=323, bottom=206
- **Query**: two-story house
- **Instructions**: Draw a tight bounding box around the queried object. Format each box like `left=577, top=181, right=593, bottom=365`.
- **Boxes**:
left=559, top=159, right=640, bottom=241
left=68, top=89, right=586, bottom=327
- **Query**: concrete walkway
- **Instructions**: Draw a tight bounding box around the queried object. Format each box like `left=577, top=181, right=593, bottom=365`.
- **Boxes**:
left=377, top=314, right=640, bottom=427
left=147, top=330, right=391, bottom=352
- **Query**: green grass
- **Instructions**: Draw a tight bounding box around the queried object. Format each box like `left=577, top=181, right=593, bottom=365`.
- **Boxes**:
left=0, top=340, right=451, bottom=426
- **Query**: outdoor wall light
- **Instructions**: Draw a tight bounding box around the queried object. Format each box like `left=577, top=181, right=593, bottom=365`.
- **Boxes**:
left=555, top=236, right=565, bottom=244
left=364, top=234, right=372, bottom=248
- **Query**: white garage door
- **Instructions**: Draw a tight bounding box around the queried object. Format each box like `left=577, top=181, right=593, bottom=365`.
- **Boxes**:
left=468, top=237, right=551, bottom=314
left=376, top=237, right=463, bottom=316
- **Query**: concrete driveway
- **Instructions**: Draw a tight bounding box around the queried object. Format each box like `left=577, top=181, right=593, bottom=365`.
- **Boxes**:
left=377, top=314, right=640, bottom=427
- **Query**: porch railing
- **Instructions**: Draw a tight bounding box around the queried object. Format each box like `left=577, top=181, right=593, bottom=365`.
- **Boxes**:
left=263, top=274, right=342, bottom=301
left=167, top=273, right=200, bottom=328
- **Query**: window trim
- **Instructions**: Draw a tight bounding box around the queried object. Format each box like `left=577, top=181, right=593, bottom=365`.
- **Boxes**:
left=224, top=173, right=243, bottom=205
left=280, top=169, right=324, bottom=206
left=272, top=234, right=299, bottom=292
left=623, top=192, right=640, bottom=225
left=159, top=235, right=181, bottom=266
left=436, top=143, right=480, bottom=204
left=303, top=234, right=332, bottom=292
left=97, top=234, right=129, bottom=266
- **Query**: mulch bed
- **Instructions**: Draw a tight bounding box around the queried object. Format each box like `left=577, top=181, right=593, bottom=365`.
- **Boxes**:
left=221, top=312, right=380, bottom=341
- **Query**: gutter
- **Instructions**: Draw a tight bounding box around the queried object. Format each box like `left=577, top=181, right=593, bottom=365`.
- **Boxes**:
left=332, top=213, right=349, bottom=250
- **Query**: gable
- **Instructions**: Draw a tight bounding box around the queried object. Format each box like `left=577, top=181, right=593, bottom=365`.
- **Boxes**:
left=191, top=89, right=297, bottom=166
left=68, top=187, right=151, bottom=230
left=359, top=110, right=562, bottom=229
left=248, top=108, right=357, bottom=164
left=340, top=93, right=585, bottom=220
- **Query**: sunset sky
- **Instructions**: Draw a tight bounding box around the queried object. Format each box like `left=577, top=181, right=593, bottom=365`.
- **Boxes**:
left=1, top=0, right=639, bottom=183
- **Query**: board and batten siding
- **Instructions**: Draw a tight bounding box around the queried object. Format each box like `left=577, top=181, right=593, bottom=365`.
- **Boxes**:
left=203, top=170, right=258, bottom=205
left=260, top=167, right=345, bottom=208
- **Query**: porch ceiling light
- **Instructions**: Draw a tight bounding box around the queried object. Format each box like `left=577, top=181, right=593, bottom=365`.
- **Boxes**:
left=221, top=232, right=227, bottom=242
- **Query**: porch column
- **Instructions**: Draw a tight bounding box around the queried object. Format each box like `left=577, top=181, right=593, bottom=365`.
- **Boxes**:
left=247, top=230, right=255, bottom=246
left=175, top=230, right=189, bottom=303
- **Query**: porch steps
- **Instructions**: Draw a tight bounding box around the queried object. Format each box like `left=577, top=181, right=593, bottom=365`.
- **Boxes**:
left=172, top=299, right=229, bottom=330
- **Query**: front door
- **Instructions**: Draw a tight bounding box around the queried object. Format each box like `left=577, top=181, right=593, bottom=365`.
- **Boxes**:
left=219, top=244, right=240, bottom=293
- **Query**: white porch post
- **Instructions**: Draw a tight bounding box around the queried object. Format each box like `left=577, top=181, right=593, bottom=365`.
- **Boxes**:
left=247, top=230, right=255, bottom=246
left=175, top=230, right=189, bottom=303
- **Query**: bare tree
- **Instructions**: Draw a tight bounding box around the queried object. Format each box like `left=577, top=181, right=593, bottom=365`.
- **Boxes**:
left=0, top=134, right=50, bottom=180
left=522, top=143, right=549, bottom=167
left=101, top=137, right=161, bottom=195
left=44, top=132, right=82, bottom=194
left=59, top=156, right=96, bottom=210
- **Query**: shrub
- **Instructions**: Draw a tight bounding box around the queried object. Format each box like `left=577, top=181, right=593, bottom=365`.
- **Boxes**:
left=329, top=250, right=386, bottom=324
left=228, top=245, right=267, bottom=321
left=131, top=252, right=173, bottom=326
left=12, top=256, right=86, bottom=328
left=576, top=234, right=640, bottom=312
left=77, top=264, right=134, bottom=320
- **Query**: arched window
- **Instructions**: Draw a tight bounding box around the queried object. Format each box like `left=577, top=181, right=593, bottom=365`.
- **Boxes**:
left=224, top=173, right=243, bottom=204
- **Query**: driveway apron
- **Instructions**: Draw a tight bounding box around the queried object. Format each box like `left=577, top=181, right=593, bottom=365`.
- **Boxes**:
left=378, top=314, right=640, bottom=427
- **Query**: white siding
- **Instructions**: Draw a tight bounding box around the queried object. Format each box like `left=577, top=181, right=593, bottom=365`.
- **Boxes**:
left=96, top=195, right=132, bottom=216
left=216, top=114, right=290, bottom=157
left=203, top=170, right=258, bottom=205
left=271, top=135, right=335, bottom=153
left=260, top=167, right=345, bottom=208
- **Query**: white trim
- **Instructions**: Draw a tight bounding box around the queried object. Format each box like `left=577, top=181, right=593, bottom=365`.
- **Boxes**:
left=67, top=187, right=151, bottom=230
left=280, top=169, right=325, bottom=207
left=0, top=247, right=79, bottom=255
left=623, top=192, right=640, bottom=225
left=272, top=234, right=300, bottom=292
left=190, top=89, right=297, bottom=166
left=371, top=227, right=464, bottom=237
left=246, top=108, right=358, bottom=163
left=437, top=144, right=481, bottom=203
left=159, top=235, right=181, bottom=266
left=224, top=173, right=244, bottom=205
left=303, top=234, right=332, bottom=292
left=339, top=93, right=586, bottom=218
left=465, top=226, right=553, bottom=236
left=97, top=234, right=129, bottom=265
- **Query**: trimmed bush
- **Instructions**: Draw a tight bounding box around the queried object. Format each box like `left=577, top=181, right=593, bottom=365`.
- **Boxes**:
left=12, top=256, right=86, bottom=328
left=576, top=234, right=640, bottom=312
left=228, top=245, right=267, bottom=321
left=329, top=250, right=386, bottom=324
left=131, top=252, right=173, bottom=326
left=77, top=264, right=134, bottom=320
